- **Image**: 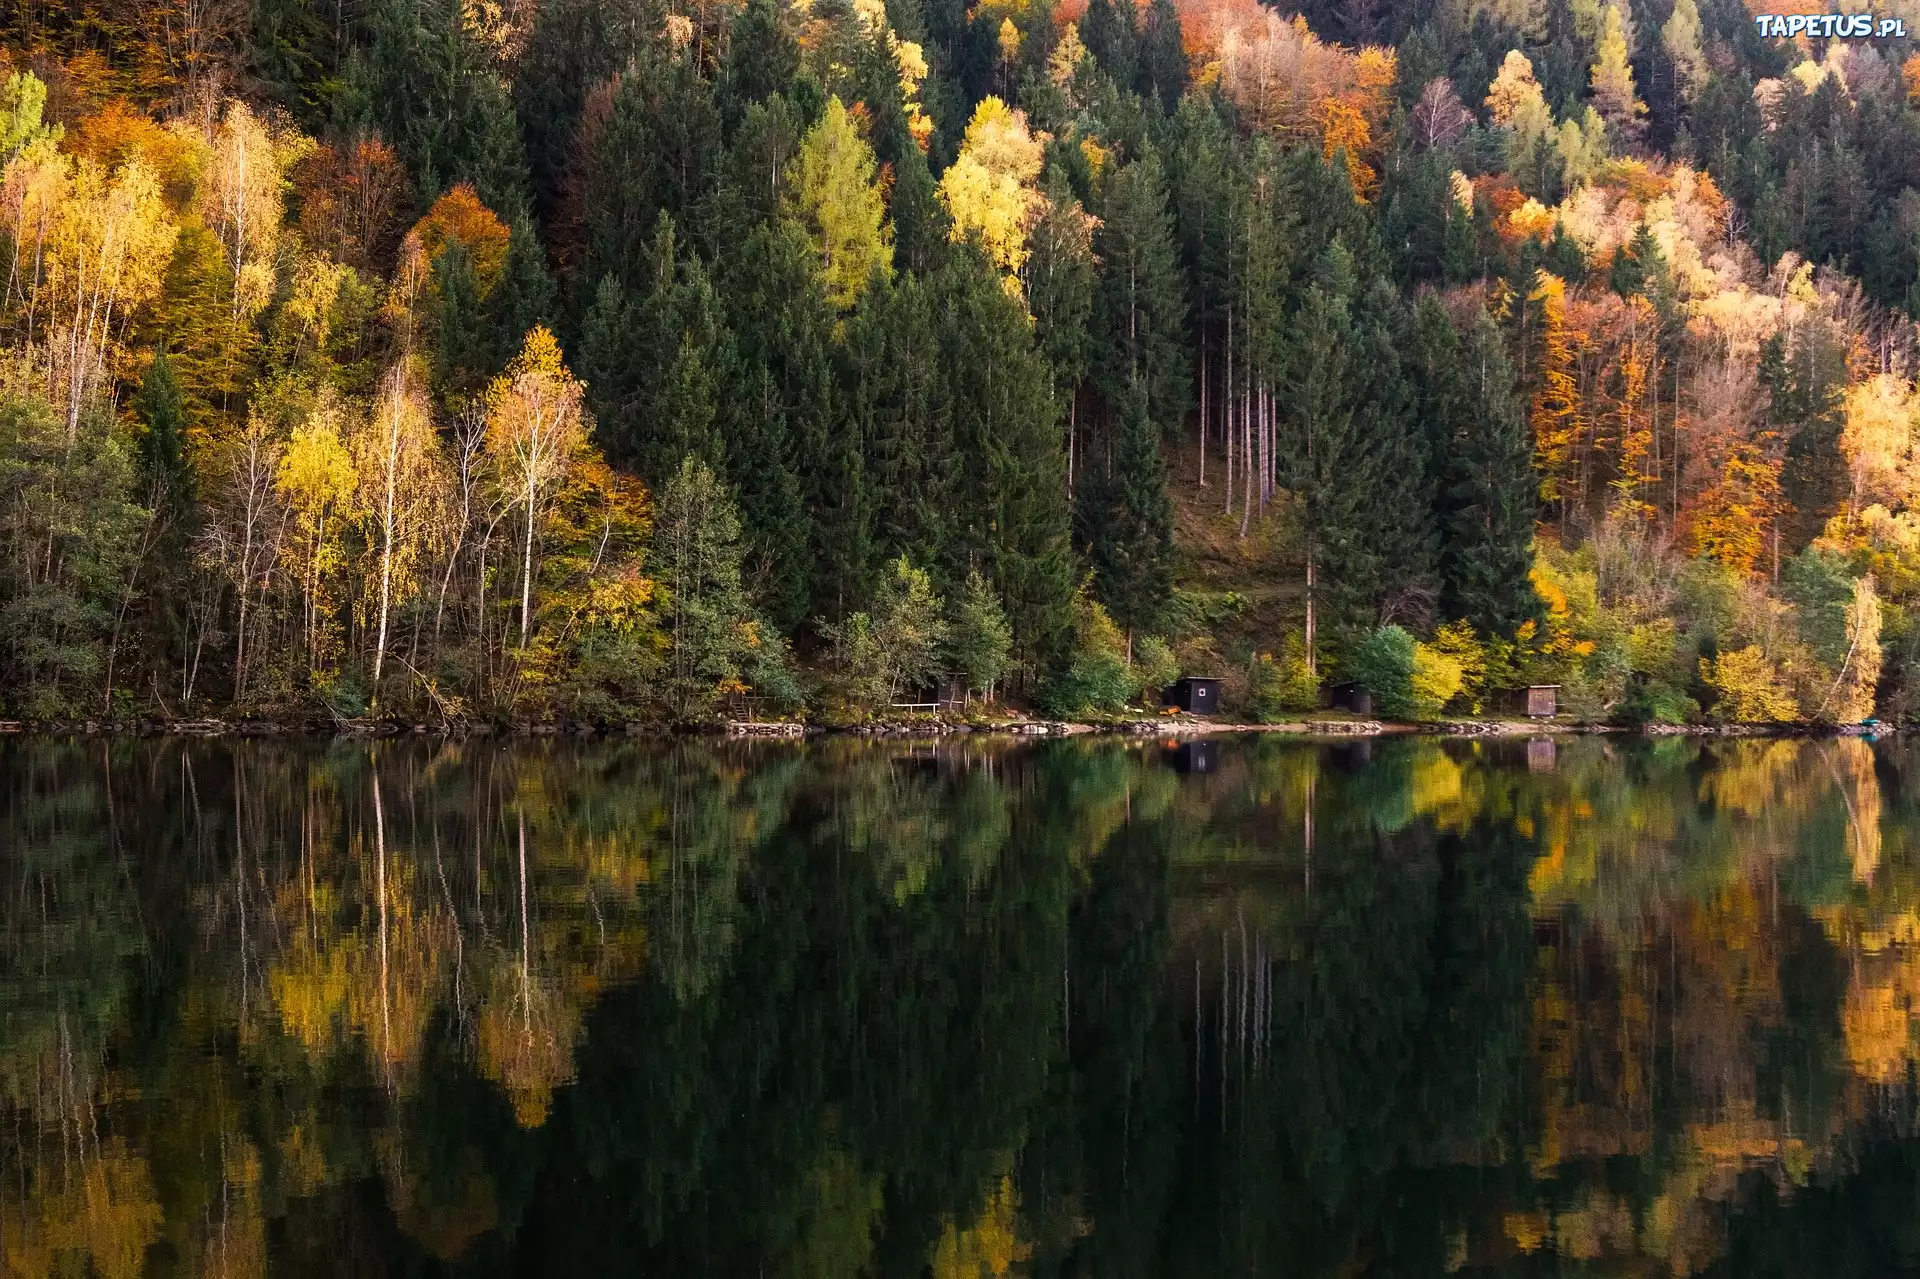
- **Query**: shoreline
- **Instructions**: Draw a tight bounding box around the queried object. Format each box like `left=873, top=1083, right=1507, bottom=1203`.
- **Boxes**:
left=0, top=716, right=1893, bottom=741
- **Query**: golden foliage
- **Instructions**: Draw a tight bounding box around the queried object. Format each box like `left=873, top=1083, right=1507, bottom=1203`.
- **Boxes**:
left=938, top=96, right=1045, bottom=280
left=786, top=96, right=893, bottom=310
left=1685, top=439, right=1782, bottom=574
left=1215, top=14, right=1394, bottom=196
left=1701, top=645, right=1798, bottom=722
left=410, top=182, right=512, bottom=300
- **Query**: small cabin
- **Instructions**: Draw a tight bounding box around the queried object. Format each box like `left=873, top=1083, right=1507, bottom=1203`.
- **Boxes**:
left=1326, top=681, right=1373, bottom=717
left=1492, top=685, right=1560, bottom=719
left=1165, top=676, right=1223, bottom=715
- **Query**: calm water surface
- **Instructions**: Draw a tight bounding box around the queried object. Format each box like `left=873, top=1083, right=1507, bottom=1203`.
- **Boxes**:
left=2, top=732, right=1918, bottom=1275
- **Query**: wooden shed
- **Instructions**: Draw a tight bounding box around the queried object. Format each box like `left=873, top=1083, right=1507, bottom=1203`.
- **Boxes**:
left=1165, top=677, right=1223, bottom=715
left=1326, top=681, right=1373, bottom=716
left=1492, top=684, right=1560, bottom=718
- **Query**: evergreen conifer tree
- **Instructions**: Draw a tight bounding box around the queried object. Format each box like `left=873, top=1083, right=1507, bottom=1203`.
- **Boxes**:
left=1094, top=148, right=1189, bottom=435
left=1078, top=381, right=1174, bottom=646
left=1415, top=297, right=1540, bottom=635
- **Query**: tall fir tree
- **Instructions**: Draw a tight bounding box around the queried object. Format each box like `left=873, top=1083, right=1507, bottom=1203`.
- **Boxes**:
left=1414, top=296, right=1540, bottom=635
left=938, top=245, right=1076, bottom=673
left=1078, top=381, right=1174, bottom=647
left=846, top=271, right=954, bottom=577
left=343, top=0, right=529, bottom=214
left=1093, top=148, right=1190, bottom=437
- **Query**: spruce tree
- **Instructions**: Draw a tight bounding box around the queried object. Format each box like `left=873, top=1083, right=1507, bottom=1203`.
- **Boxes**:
left=717, top=0, right=802, bottom=130
left=1078, top=381, right=1174, bottom=646
left=846, top=271, right=954, bottom=576
left=1137, top=0, right=1187, bottom=110
left=1276, top=245, right=1388, bottom=656
left=513, top=0, right=663, bottom=214
left=580, top=51, right=724, bottom=290
left=1415, top=297, right=1540, bottom=636
left=581, top=216, right=725, bottom=489
left=344, top=0, right=529, bottom=213
left=719, top=218, right=844, bottom=626
left=1093, top=148, right=1189, bottom=436
left=1081, top=0, right=1138, bottom=88
left=938, top=245, right=1076, bottom=673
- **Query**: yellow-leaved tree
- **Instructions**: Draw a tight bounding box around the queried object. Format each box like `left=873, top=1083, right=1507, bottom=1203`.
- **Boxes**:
left=0, top=137, right=178, bottom=435
left=276, top=392, right=358, bottom=673
left=938, top=96, right=1044, bottom=281
left=486, top=327, right=587, bottom=650
left=355, top=360, right=445, bottom=693
left=785, top=96, right=892, bottom=309
left=1840, top=372, right=1920, bottom=514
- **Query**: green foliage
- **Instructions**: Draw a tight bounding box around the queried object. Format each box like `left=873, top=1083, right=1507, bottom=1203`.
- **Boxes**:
left=1131, top=634, right=1179, bottom=702
left=1078, top=381, right=1173, bottom=641
left=1344, top=625, right=1418, bottom=720
left=0, top=397, right=149, bottom=717
left=870, top=554, right=948, bottom=703
left=946, top=569, right=1012, bottom=699
left=1249, top=635, right=1321, bottom=721
left=656, top=455, right=789, bottom=720
left=1041, top=598, right=1134, bottom=716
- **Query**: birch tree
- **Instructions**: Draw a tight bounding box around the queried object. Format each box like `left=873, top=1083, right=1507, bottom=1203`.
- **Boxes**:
left=354, top=360, right=445, bottom=693
left=484, top=327, right=586, bottom=650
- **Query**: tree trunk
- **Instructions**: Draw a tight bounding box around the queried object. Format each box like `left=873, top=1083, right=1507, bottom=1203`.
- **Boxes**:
left=1304, top=546, right=1317, bottom=677
left=520, top=478, right=537, bottom=650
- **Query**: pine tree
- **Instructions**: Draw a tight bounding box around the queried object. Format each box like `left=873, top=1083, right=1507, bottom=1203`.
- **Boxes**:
left=1415, top=297, right=1541, bottom=636
left=1078, top=380, right=1174, bottom=646
left=938, top=244, right=1075, bottom=673
left=1093, top=147, right=1190, bottom=436
left=846, top=270, right=954, bottom=576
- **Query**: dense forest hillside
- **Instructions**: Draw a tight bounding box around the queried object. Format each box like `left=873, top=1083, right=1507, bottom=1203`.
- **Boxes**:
left=0, top=0, right=1917, bottom=723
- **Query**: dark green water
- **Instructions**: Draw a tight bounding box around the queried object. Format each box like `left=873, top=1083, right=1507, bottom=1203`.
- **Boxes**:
left=3, top=732, right=1920, bottom=1276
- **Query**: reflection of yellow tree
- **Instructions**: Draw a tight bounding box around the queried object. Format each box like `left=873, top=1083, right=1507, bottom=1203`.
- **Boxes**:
left=930, top=1175, right=1029, bottom=1278
left=2, top=1140, right=164, bottom=1279
left=475, top=810, right=581, bottom=1128
left=266, top=761, right=452, bottom=1089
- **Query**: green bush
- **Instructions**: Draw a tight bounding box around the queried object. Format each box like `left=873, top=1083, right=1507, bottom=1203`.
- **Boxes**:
left=1041, top=599, right=1133, bottom=716
left=1344, top=626, right=1417, bottom=719
left=1132, top=635, right=1180, bottom=704
left=1248, top=636, right=1319, bottom=721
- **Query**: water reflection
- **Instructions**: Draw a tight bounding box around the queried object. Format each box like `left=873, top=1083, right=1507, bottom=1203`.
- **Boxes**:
left=1, top=734, right=1917, bottom=1273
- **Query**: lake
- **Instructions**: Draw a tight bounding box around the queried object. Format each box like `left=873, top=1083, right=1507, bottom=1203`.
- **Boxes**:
left=1, top=732, right=1915, bottom=1275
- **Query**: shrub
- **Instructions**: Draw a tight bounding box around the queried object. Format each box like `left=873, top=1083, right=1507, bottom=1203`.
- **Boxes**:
left=1701, top=645, right=1798, bottom=722
left=1344, top=626, right=1417, bottom=719
left=1249, top=636, right=1319, bottom=721
left=1040, top=599, right=1132, bottom=716
left=1408, top=642, right=1464, bottom=719
left=1132, top=635, right=1180, bottom=704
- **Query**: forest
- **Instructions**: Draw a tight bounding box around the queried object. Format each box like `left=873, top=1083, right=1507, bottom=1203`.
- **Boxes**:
left=2, top=0, right=1920, bottom=723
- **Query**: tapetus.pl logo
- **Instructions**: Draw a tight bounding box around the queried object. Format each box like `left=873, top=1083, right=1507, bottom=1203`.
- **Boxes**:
left=1752, top=12, right=1907, bottom=37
